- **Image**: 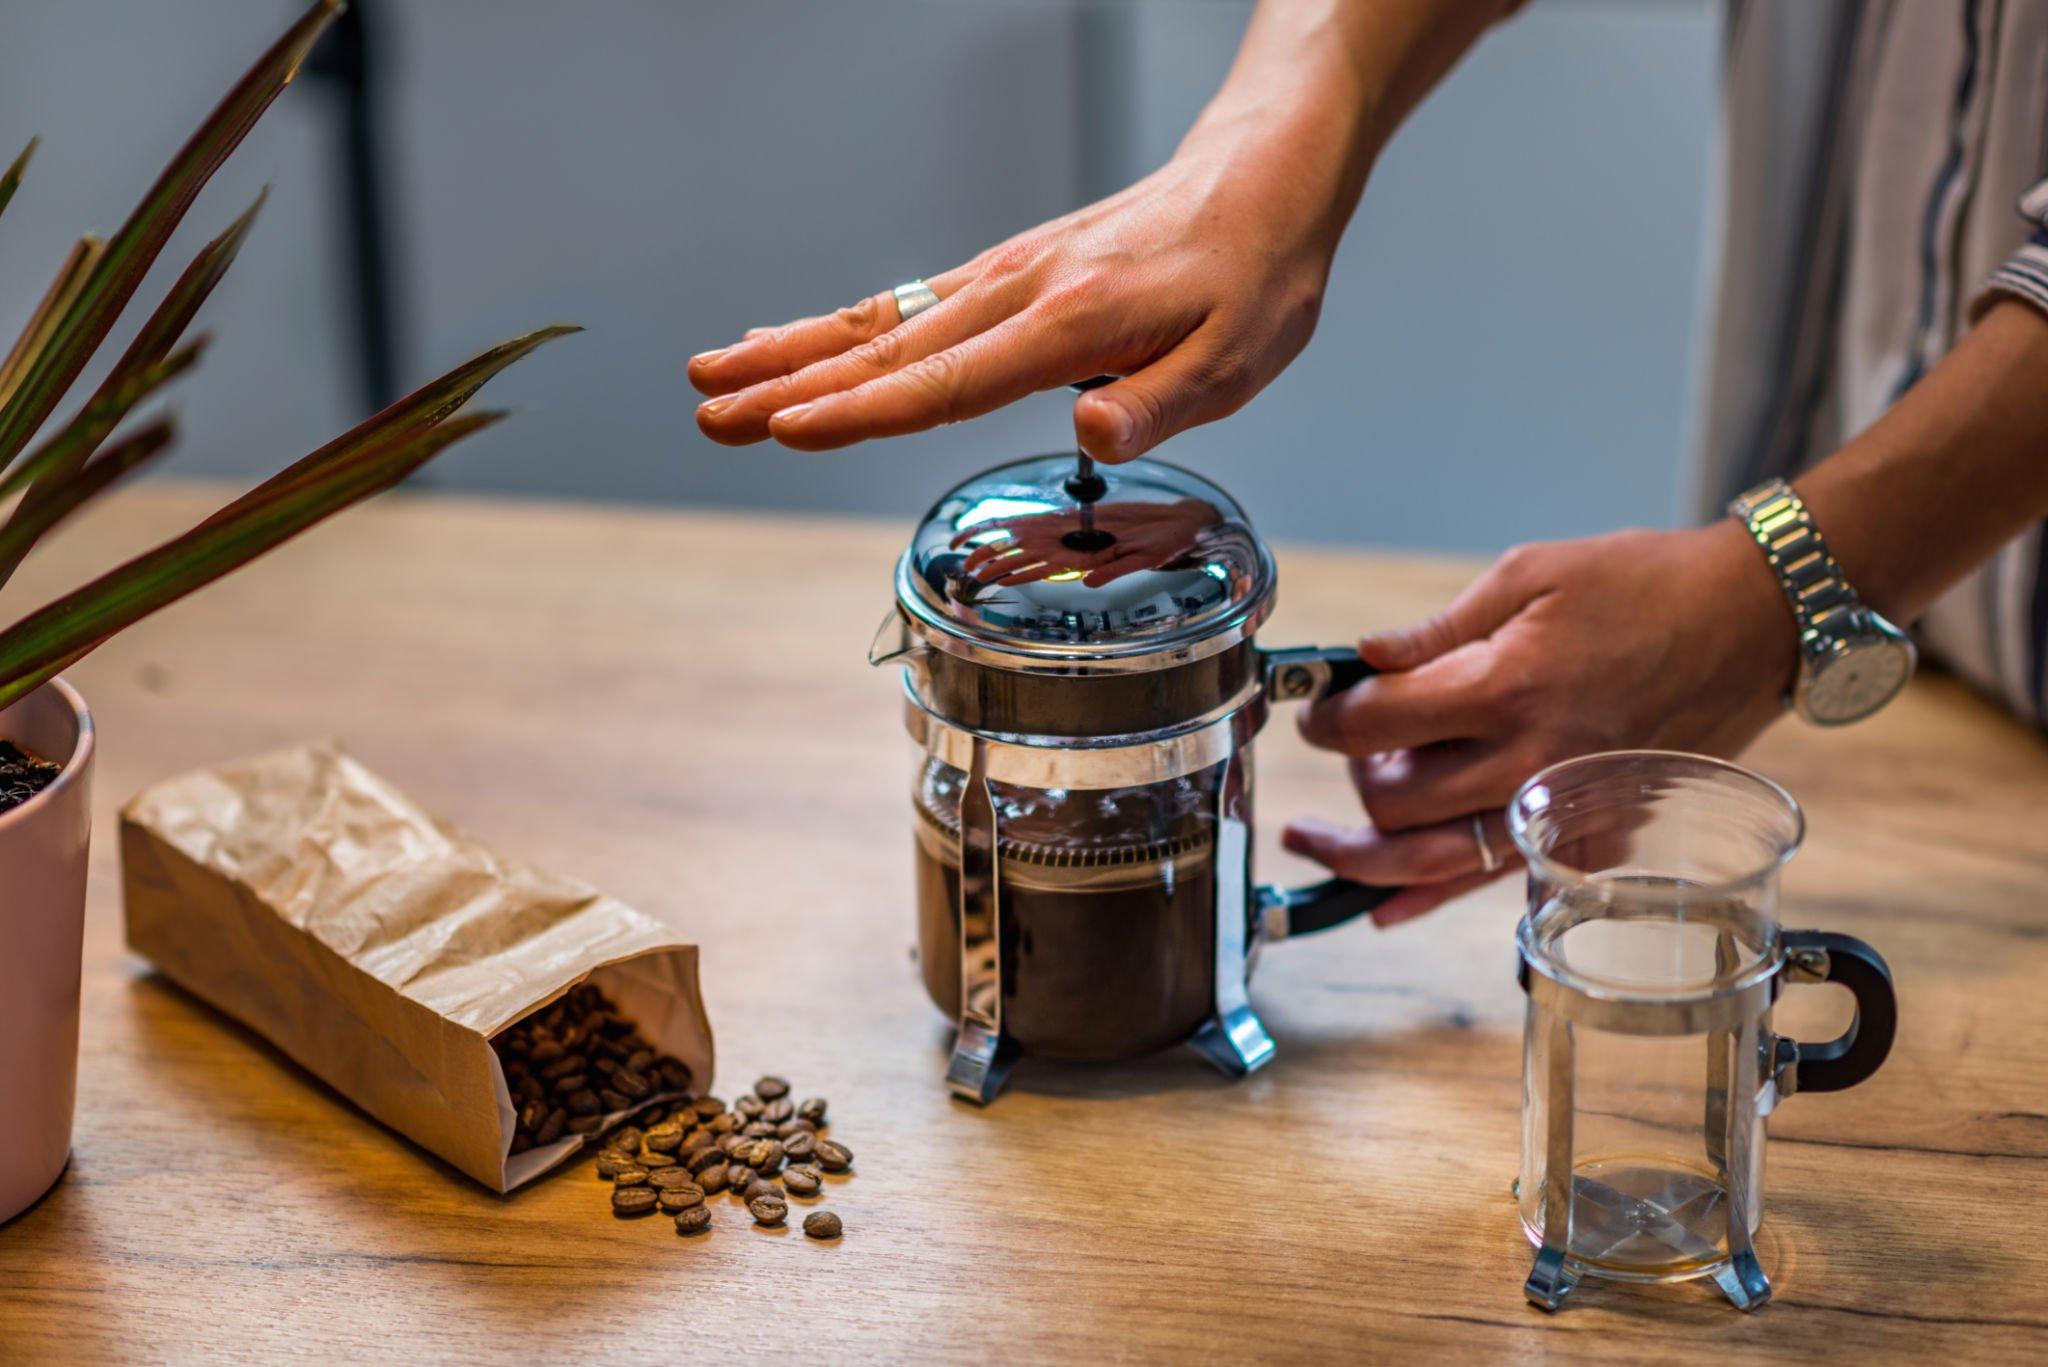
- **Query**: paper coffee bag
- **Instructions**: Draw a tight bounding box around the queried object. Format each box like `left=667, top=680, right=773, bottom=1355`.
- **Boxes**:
left=120, top=743, right=712, bottom=1192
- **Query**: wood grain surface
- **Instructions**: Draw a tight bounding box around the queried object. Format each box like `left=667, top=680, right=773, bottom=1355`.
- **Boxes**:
left=1, top=484, right=2044, bottom=1362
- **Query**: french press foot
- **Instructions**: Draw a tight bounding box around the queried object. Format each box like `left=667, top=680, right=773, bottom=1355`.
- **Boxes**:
left=945, top=1020, right=1017, bottom=1105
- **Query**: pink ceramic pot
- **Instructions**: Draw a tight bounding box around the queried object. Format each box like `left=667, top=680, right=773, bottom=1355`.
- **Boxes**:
left=0, top=678, right=94, bottom=1224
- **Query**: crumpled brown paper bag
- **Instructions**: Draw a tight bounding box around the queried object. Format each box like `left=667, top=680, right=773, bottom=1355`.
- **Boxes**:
left=120, top=743, right=712, bottom=1192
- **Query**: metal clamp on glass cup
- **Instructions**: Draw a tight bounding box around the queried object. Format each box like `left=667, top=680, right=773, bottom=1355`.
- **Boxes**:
left=1509, top=752, right=1898, bottom=1313
left=872, top=455, right=1396, bottom=1103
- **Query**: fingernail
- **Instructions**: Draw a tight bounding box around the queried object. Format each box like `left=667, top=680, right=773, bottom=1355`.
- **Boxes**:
left=1105, top=402, right=1134, bottom=452
left=771, top=401, right=815, bottom=425
left=697, top=394, right=738, bottom=418
left=690, top=347, right=729, bottom=367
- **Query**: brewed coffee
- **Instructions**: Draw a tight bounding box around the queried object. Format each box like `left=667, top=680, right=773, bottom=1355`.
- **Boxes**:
left=912, top=758, right=1225, bottom=1060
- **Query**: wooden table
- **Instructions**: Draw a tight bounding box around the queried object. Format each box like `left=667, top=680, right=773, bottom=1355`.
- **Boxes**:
left=2, top=484, right=2045, bottom=1362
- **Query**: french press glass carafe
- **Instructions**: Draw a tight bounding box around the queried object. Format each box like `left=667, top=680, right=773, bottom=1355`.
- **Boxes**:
left=1510, top=751, right=1897, bottom=1311
left=871, top=454, right=1393, bottom=1103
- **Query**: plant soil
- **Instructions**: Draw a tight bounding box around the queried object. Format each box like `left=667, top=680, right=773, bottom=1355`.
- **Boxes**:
left=0, top=741, right=61, bottom=815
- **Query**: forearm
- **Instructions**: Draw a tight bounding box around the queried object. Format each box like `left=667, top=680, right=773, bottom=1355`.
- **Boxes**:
left=1181, top=0, right=1525, bottom=255
left=1794, top=299, right=2048, bottom=623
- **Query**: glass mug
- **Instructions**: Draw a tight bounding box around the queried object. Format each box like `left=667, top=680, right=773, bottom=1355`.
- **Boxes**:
left=1509, top=751, right=1896, bottom=1312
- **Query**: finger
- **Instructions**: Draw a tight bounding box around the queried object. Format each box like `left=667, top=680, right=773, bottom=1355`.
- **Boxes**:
left=766, top=306, right=1086, bottom=451
left=1349, top=742, right=1527, bottom=832
left=688, top=263, right=978, bottom=397
left=1298, top=646, right=1499, bottom=756
left=697, top=275, right=1015, bottom=445
left=1359, top=554, right=1533, bottom=672
left=1281, top=809, right=1514, bottom=886
left=1071, top=325, right=1239, bottom=464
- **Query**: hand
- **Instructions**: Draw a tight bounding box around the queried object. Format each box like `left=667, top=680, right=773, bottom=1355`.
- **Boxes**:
left=1283, top=520, right=1799, bottom=925
left=950, top=498, right=1223, bottom=588
left=687, top=122, right=1344, bottom=463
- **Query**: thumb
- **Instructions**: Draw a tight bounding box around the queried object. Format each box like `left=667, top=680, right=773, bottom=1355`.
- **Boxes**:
left=1361, top=553, right=1533, bottom=670
left=1072, top=333, right=1234, bottom=463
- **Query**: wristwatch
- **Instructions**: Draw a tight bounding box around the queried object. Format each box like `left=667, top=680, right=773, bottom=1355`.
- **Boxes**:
left=1727, top=477, right=1916, bottom=726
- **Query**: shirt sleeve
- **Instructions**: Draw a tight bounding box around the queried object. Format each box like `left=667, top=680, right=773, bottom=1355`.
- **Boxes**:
left=1973, top=179, right=2048, bottom=320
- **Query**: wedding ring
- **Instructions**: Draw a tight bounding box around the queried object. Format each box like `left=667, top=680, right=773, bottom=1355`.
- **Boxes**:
left=892, top=280, right=941, bottom=324
left=1473, top=814, right=1502, bottom=874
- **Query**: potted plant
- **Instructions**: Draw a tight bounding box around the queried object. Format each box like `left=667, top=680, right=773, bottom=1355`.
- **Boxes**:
left=0, top=0, right=572, bottom=1222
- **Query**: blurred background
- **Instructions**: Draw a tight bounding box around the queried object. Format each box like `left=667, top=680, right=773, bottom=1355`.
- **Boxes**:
left=0, top=0, right=1716, bottom=554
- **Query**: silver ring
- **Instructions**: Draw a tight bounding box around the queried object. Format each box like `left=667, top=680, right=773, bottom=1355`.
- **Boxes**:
left=1473, top=814, right=1501, bottom=874
left=892, top=280, right=941, bottom=323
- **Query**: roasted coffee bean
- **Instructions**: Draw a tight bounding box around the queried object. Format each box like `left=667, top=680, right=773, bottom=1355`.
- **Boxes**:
left=708, top=1113, right=739, bottom=1135
left=614, top=1126, right=645, bottom=1154
left=735, top=1095, right=765, bottom=1120
left=612, top=1186, right=658, bottom=1217
left=777, top=1118, right=817, bottom=1139
left=599, top=1088, right=632, bottom=1112
left=566, top=1089, right=601, bottom=1117
left=745, top=1140, right=785, bottom=1175
left=815, top=1140, right=852, bottom=1173
left=658, top=1185, right=706, bottom=1214
left=648, top=1167, right=701, bottom=1192
left=781, top=1166, right=821, bottom=1197
left=614, top=1068, right=652, bottom=1100
left=753, top=1075, right=791, bottom=1100
left=692, top=1096, right=726, bottom=1119
left=612, top=1165, right=650, bottom=1187
left=534, top=1107, right=567, bottom=1145
left=626, top=1048, right=654, bottom=1072
left=747, top=1194, right=788, bottom=1226
left=717, top=1132, right=747, bottom=1156
left=591, top=1054, right=621, bottom=1077
left=549, top=1072, right=587, bottom=1097
left=698, top=1163, right=730, bottom=1194
left=674, top=1205, right=712, bottom=1236
left=596, top=1151, right=639, bottom=1179
left=657, top=1060, right=693, bottom=1092
left=687, top=1146, right=726, bottom=1175
left=529, top=1039, right=565, bottom=1064
left=566, top=1114, right=604, bottom=1135
left=797, top=1097, right=828, bottom=1125
left=762, top=1098, right=795, bottom=1124
left=803, top=1211, right=842, bottom=1240
left=783, top=1132, right=817, bottom=1163
left=742, top=1178, right=780, bottom=1203
left=644, top=1123, right=685, bottom=1153
left=509, top=1132, right=533, bottom=1155
left=742, top=1121, right=777, bottom=1140
left=539, top=1054, right=583, bottom=1081
left=727, top=1164, right=757, bottom=1191
left=638, top=1150, right=679, bottom=1171
left=519, top=1100, right=548, bottom=1133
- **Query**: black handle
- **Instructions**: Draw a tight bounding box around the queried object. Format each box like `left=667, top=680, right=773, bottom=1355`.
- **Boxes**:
left=1267, top=877, right=1400, bottom=937
left=1781, top=929, right=1897, bottom=1094
left=1260, top=645, right=1393, bottom=930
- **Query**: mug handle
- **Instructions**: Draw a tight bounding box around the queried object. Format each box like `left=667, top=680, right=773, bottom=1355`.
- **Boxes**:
left=1257, top=646, right=1398, bottom=937
left=1779, top=929, right=1898, bottom=1094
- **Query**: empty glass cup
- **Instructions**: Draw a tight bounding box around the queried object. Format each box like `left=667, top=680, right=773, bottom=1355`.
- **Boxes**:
left=1510, top=751, right=1896, bottom=1311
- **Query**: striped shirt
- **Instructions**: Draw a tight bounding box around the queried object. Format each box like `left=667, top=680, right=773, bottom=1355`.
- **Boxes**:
left=1693, top=0, right=2048, bottom=723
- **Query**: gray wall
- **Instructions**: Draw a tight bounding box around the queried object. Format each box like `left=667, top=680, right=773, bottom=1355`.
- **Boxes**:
left=0, top=0, right=1717, bottom=554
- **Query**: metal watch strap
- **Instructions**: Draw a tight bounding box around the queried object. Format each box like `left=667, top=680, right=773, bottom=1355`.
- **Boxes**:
left=1726, top=479, right=1866, bottom=646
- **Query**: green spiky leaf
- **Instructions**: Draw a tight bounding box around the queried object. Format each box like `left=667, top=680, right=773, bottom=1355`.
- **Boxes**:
left=0, top=409, right=504, bottom=710
left=0, top=0, right=341, bottom=476
left=0, top=139, right=37, bottom=224
left=0, top=419, right=175, bottom=580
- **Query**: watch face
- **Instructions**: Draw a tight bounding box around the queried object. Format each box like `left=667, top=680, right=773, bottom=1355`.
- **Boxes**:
left=1807, top=640, right=1913, bottom=723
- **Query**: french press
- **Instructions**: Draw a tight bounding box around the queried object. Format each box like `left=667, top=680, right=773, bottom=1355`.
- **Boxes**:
left=1510, top=751, right=1897, bottom=1311
left=870, top=452, right=1392, bottom=1103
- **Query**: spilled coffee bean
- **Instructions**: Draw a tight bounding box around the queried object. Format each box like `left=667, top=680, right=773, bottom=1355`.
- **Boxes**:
left=590, top=1075, right=849, bottom=1244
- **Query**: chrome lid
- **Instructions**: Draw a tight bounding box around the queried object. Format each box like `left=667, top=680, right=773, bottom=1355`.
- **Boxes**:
left=896, top=454, right=1274, bottom=668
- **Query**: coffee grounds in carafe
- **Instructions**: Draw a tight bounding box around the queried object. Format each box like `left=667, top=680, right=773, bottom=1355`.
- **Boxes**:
left=912, top=758, right=1223, bottom=1061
